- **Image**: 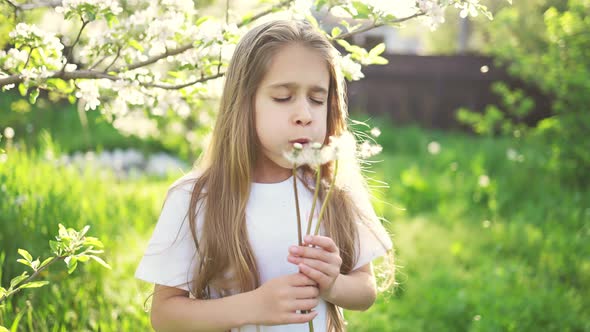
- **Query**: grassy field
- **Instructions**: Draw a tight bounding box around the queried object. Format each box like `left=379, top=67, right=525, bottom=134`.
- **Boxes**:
left=0, top=101, right=588, bottom=331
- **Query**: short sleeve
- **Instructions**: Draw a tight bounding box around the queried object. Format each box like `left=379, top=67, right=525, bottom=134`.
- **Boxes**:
left=135, top=174, right=202, bottom=292
left=349, top=187, right=393, bottom=271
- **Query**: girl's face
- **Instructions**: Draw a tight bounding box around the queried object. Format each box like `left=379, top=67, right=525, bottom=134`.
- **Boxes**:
left=253, top=43, right=330, bottom=181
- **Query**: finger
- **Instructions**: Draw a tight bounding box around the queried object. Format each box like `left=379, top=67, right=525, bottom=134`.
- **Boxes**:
left=303, top=235, right=339, bottom=253
left=298, top=263, right=330, bottom=286
left=290, top=257, right=339, bottom=278
left=286, top=310, right=318, bottom=325
left=294, top=285, right=320, bottom=299
left=292, top=298, right=319, bottom=311
left=290, top=272, right=318, bottom=286
left=289, top=245, right=330, bottom=263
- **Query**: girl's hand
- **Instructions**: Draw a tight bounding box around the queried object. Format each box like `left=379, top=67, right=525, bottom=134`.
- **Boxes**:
left=287, top=235, right=342, bottom=300
left=252, top=272, right=319, bottom=326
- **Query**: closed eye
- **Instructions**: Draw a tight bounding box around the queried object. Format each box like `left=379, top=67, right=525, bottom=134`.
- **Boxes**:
left=273, top=97, right=291, bottom=102
left=310, top=98, right=325, bottom=105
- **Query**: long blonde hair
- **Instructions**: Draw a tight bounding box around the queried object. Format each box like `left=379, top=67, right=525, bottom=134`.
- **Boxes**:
left=176, top=19, right=394, bottom=331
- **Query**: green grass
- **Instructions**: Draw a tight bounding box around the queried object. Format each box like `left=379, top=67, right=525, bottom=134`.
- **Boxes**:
left=0, top=104, right=588, bottom=330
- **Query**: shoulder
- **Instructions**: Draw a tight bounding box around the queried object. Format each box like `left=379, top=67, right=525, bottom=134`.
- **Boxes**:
left=170, top=169, right=202, bottom=191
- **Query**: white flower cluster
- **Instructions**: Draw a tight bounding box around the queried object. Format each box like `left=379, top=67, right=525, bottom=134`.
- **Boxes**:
left=75, top=80, right=99, bottom=110
left=289, top=0, right=314, bottom=20
left=416, top=0, right=446, bottom=30
left=8, top=23, right=64, bottom=52
left=454, top=0, right=482, bottom=18
left=56, top=0, right=123, bottom=19
left=1, top=23, right=65, bottom=81
left=336, top=54, right=364, bottom=81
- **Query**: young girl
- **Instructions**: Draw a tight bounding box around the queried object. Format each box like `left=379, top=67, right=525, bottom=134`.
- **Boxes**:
left=135, top=19, right=394, bottom=332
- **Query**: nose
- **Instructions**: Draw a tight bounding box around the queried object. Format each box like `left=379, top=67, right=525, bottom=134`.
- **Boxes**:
left=293, top=98, right=312, bottom=126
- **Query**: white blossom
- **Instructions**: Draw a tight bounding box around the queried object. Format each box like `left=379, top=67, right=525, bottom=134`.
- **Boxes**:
left=416, top=0, right=446, bottom=30
left=478, top=175, right=490, bottom=188
left=56, top=0, right=123, bottom=17
left=75, top=79, right=101, bottom=111
left=4, top=127, right=15, bottom=139
left=337, top=54, right=364, bottom=81
left=427, top=141, right=441, bottom=155
left=290, top=0, right=314, bottom=20
left=21, top=66, right=51, bottom=82
left=455, top=0, right=480, bottom=18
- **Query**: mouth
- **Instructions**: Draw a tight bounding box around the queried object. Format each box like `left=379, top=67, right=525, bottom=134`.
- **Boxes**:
left=289, top=138, right=311, bottom=145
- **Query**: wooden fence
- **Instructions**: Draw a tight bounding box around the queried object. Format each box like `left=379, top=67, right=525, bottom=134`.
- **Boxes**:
left=347, top=54, right=552, bottom=130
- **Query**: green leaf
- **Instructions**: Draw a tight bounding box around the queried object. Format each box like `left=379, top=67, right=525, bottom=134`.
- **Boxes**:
left=17, top=249, right=32, bottom=263
left=351, top=1, right=372, bottom=19
left=16, top=259, right=31, bottom=268
left=29, top=88, right=39, bottom=104
left=76, top=255, right=89, bottom=262
left=129, top=39, right=144, bottom=52
left=0, top=287, right=6, bottom=299
left=371, top=56, right=388, bottom=65
left=314, top=0, right=327, bottom=11
left=18, top=83, right=27, bottom=97
left=369, top=43, right=386, bottom=57
left=68, top=94, right=76, bottom=104
left=195, top=16, right=211, bottom=26
left=89, top=255, right=111, bottom=270
left=305, top=14, right=319, bottom=29
left=83, top=237, right=104, bottom=249
left=240, top=12, right=254, bottom=25
left=18, top=281, right=49, bottom=289
left=66, top=257, right=78, bottom=274
left=9, top=272, right=29, bottom=289
left=331, top=27, right=342, bottom=38
left=39, top=257, right=54, bottom=269
left=49, top=240, right=60, bottom=254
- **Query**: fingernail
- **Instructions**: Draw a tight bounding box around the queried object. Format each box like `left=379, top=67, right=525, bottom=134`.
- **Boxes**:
left=289, top=246, right=300, bottom=254
left=304, top=235, right=312, bottom=242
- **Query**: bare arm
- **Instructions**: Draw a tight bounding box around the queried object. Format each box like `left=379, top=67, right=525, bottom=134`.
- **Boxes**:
left=323, top=263, right=377, bottom=311
left=150, top=272, right=319, bottom=332
left=150, top=284, right=253, bottom=332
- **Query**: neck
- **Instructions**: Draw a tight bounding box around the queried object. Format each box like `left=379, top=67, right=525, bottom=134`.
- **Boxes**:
left=253, top=154, right=291, bottom=183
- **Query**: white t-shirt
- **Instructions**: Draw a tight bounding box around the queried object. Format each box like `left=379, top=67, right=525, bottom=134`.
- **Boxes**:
left=135, top=171, right=393, bottom=332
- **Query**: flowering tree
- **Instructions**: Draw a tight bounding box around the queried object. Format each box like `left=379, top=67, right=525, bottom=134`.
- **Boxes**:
left=0, top=0, right=500, bottom=151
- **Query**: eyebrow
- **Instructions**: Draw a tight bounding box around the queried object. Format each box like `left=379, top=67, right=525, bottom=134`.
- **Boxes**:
left=267, top=82, right=328, bottom=94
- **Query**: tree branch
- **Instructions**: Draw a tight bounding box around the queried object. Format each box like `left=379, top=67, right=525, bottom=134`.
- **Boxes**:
left=0, top=256, right=62, bottom=304
left=6, top=0, right=62, bottom=11
left=103, top=46, right=121, bottom=73
left=336, top=12, right=425, bottom=41
left=0, top=3, right=425, bottom=92
left=116, top=0, right=295, bottom=73
left=145, top=72, right=225, bottom=90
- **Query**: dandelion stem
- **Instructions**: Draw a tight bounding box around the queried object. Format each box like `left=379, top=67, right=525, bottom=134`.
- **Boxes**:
left=293, top=166, right=303, bottom=246
left=305, top=166, right=321, bottom=238
left=314, top=160, right=339, bottom=236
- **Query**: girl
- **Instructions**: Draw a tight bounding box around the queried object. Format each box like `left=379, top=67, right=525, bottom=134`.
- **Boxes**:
left=135, top=19, right=394, bottom=332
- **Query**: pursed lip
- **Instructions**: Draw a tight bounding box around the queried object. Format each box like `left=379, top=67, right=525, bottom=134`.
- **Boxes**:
left=289, top=138, right=311, bottom=144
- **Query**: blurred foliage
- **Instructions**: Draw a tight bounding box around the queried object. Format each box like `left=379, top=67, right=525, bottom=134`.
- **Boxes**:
left=456, top=0, right=590, bottom=186
left=1, top=114, right=588, bottom=330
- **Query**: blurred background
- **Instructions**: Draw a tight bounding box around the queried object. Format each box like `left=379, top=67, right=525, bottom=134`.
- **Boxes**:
left=1, top=0, right=588, bottom=331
